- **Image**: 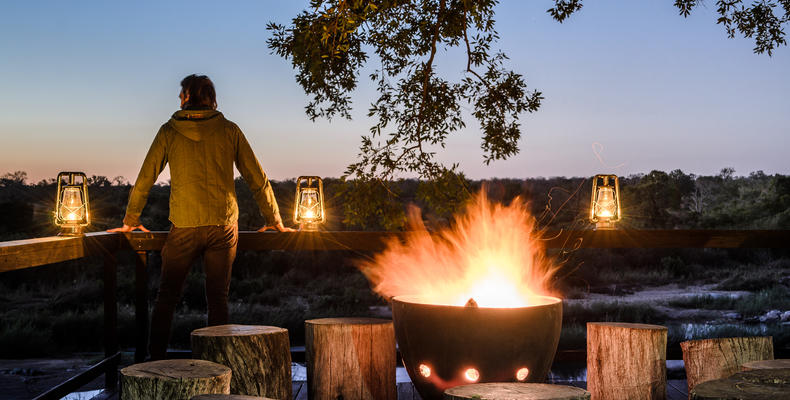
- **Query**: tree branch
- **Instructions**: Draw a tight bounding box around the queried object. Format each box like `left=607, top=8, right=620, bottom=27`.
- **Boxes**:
left=462, top=0, right=491, bottom=88
left=415, top=0, right=446, bottom=149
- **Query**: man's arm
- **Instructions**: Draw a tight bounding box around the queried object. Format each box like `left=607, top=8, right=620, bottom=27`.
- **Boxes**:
left=122, top=127, right=169, bottom=227
left=234, top=127, right=283, bottom=226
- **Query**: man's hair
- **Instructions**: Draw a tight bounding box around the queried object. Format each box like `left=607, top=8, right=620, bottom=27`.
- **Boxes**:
left=180, top=74, right=217, bottom=110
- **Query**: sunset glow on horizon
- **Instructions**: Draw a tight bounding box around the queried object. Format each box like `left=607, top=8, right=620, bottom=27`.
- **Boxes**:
left=1, top=1, right=788, bottom=183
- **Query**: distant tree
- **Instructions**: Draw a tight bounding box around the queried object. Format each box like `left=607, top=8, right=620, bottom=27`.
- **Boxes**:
left=88, top=175, right=111, bottom=187
left=0, top=171, right=27, bottom=186
left=0, top=171, right=32, bottom=235
left=108, top=176, right=128, bottom=186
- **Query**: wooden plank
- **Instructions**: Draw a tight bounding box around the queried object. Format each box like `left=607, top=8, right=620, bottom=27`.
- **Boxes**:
left=32, top=352, right=122, bottom=400
left=667, top=380, right=688, bottom=400
left=103, top=252, right=118, bottom=391
left=121, top=230, right=790, bottom=252
left=541, top=229, right=790, bottom=249
left=397, top=382, right=418, bottom=400
left=293, top=382, right=307, bottom=400
left=565, top=381, right=587, bottom=390
left=2, top=230, right=790, bottom=273
left=134, top=251, right=149, bottom=363
left=0, top=232, right=118, bottom=272
left=122, top=231, right=401, bottom=252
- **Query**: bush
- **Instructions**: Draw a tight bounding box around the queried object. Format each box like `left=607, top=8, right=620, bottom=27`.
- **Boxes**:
left=736, top=286, right=790, bottom=317
left=0, top=319, right=54, bottom=358
left=563, top=301, right=665, bottom=325
left=667, top=295, right=739, bottom=310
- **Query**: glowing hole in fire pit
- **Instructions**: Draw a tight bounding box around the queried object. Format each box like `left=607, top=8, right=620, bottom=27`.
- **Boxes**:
left=418, top=364, right=431, bottom=378
left=464, top=368, right=480, bottom=382
left=516, top=367, right=530, bottom=381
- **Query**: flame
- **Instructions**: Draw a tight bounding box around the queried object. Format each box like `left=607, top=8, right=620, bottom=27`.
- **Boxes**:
left=359, top=191, right=558, bottom=308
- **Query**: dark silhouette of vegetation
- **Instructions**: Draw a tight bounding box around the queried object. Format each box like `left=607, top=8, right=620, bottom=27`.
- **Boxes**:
left=3, top=167, right=788, bottom=237
left=1, top=169, right=789, bottom=359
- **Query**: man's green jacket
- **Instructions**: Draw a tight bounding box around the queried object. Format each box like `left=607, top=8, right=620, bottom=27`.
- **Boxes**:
left=123, top=109, right=282, bottom=228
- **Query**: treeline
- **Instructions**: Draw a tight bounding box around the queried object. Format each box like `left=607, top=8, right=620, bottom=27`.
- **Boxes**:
left=1, top=168, right=789, bottom=239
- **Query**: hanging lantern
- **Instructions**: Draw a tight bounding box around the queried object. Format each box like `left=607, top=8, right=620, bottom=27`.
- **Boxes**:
left=294, top=176, right=325, bottom=231
left=590, top=174, right=621, bottom=230
left=55, top=171, right=90, bottom=235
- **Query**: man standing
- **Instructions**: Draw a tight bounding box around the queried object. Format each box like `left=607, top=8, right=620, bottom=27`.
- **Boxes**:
left=109, top=74, right=292, bottom=360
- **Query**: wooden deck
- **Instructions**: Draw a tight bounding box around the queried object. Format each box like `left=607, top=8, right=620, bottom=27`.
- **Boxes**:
left=4, top=230, right=757, bottom=399
left=90, top=379, right=689, bottom=400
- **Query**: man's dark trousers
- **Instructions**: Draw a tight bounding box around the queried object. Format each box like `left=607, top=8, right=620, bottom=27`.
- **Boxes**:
left=149, top=224, right=238, bottom=360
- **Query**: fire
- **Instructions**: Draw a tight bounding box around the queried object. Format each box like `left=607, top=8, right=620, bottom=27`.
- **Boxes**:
left=359, top=191, right=558, bottom=308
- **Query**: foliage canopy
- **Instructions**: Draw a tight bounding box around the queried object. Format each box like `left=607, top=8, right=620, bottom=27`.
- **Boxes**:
left=268, top=0, right=788, bottom=180
left=267, top=0, right=787, bottom=227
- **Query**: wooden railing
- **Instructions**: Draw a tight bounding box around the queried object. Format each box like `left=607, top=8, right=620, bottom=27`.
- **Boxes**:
left=2, top=229, right=790, bottom=399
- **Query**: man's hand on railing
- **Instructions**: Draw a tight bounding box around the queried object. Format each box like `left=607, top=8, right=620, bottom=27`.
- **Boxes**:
left=107, top=224, right=151, bottom=233
left=257, top=222, right=296, bottom=232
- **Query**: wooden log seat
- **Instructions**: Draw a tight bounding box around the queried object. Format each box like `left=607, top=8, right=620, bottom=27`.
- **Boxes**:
left=443, top=382, right=591, bottom=399
left=691, top=368, right=790, bottom=399
left=191, top=395, right=274, bottom=400
left=305, top=317, right=396, bottom=400
left=681, top=336, right=773, bottom=394
left=121, top=359, right=231, bottom=400
left=191, top=324, right=292, bottom=400
left=741, top=359, right=790, bottom=371
left=587, top=322, right=667, bottom=400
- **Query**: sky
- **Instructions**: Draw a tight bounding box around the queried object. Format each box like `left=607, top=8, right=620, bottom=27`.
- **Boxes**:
left=1, top=1, right=788, bottom=183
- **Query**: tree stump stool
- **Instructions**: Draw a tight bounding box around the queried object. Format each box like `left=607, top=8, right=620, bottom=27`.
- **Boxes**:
left=681, top=336, right=773, bottom=394
left=741, top=359, right=790, bottom=371
left=444, top=383, right=590, bottom=399
left=305, top=317, right=396, bottom=400
left=587, top=322, right=667, bottom=400
left=191, top=395, right=274, bottom=400
left=121, top=359, right=231, bottom=400
left=191, top=324, right=291, bottom=400
left=735, top=368, right=790, bottom=384
left=690, top=369, right=790, bottom=399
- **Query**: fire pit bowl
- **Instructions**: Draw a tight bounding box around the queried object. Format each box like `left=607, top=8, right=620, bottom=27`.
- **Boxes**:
left=392, top=295, right=562, bottom=400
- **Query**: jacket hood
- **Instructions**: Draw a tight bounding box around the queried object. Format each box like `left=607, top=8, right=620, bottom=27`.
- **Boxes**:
left=168, top=109, right=224, bottom=141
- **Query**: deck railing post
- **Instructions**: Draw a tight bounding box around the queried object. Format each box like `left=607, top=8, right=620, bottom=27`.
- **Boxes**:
left=103, top=251, right=119, bottom=390
left=134, top=250, right=149, bottom=363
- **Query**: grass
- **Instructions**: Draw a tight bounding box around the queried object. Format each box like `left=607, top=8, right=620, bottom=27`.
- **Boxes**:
left=557, top=323, right=586, bottom=350
left=667, top=295, right=740, bottom=310
left=668, top=285, right=790, bottom=317
left=735, top=286, right=790, bottom=317
left=563, top=300, right=666, bottom=325
left=715, top=260, right=790, bottom=291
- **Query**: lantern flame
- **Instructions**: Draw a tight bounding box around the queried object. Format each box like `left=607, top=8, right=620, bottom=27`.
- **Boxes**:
left=419, top=364, right=431, bottom=378
left=594, top=186, right=616, bottom=218
left=465, top=368, right=480, bottom=382
left=359, top=191, right=558, bottom=308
